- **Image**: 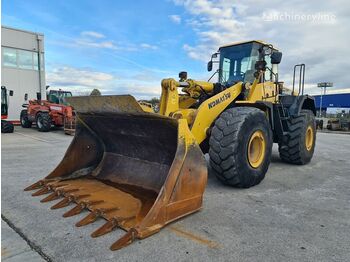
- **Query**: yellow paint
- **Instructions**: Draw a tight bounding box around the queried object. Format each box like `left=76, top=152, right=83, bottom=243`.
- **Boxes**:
left=305, top=125, right=314, bottom=151
left=247, top=130, right=266, bottom=168
left=181, top=79, right=214, bottom=99
left=159, top=78, right=180, bottom=116
left=138, top=102, right=154, bottom=113
left=177, top=119, right=196, bottom=146
left=247, top=79, right=279, bottom=104
left=191, top=82, right=242, bottom=144
left=179, top=95, right=197, bottom=109
left=169, top=226, right=220, bottom=248
left=172, top=109, right=197, bottom=126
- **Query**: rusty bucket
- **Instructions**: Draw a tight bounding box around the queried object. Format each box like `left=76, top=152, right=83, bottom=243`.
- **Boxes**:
left=25, top=95, right=207, bottom=250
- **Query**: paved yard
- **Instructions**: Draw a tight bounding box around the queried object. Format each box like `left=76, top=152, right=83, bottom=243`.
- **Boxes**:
left=1, top=127, right=350, bottom=262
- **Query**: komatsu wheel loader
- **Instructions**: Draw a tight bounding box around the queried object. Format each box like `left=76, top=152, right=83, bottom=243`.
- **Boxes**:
left=25, top=40, right=316, bottom=250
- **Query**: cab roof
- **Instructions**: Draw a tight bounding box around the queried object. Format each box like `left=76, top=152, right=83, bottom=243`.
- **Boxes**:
left=219, top=40, right=279, bottom=51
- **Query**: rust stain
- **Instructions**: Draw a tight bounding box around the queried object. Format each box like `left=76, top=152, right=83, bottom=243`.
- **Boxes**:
left=169, top=226, right=220, bottom=248
left=1, top=247, right=9, bottom=257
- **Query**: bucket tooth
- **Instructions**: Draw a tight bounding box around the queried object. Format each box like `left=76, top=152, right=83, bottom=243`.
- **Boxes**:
left=32, top=186, right=51, bottom=196
left=24, top=180, right=43, bottom=191
left=75, top=212, right=98, bottom=227
left=63, top=204, right=85, bottom=217
left=110, top=229, right=137, bottom=251
left=51, top=197, right=71, bottom=210
left=91, top=220, right=117, bottom=238
left=40, top=192, right=60, bottom=203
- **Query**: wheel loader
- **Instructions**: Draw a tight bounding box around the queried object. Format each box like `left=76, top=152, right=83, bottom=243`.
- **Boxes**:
left=25, top=40, right=316, bottom=250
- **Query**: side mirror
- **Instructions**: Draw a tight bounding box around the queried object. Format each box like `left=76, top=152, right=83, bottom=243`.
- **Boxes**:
left=9, top=90, right=14, bottom=96
left=36, top=92, right=42, bottom=101
left=207, top=61, right=213, bottom=72
left=271, top=51, right=282, bottom=64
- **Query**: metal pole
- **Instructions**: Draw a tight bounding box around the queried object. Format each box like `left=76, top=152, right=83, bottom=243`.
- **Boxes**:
left=37, top=35, right=42, bottom=98
left=319, top=85, right=323, bottom=117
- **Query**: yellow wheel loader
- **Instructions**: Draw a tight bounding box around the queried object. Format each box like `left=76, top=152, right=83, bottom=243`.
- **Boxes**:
left=25, top=40, right=316, bottom=250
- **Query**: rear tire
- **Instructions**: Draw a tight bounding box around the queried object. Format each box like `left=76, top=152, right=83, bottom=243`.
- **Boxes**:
left=209, top=107, right=273, bottom=188
left=278, top=109, right=316, bottom=164
left=20, top=110, right=32, bottom=128
left=36, top=112, right=51, bottom=132
left=1, top=120, right=14, bottom=133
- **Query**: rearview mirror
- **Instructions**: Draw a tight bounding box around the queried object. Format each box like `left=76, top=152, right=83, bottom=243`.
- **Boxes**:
left=9, top=90, right=14, bottom=96
left=207, top=61, right=213, bottom=72
left=271, top=51, right=282, bottom=64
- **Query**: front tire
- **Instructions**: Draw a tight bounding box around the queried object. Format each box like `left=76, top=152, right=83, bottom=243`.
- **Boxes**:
left=36, top=112, right=51, bottom=132
left=278, top=109, right=316, bottom=164
left=1, top=120, right=14, bottom=133
left=209, top=107, right=273, bottom=188
left=20, top=110, right=32, bottom=128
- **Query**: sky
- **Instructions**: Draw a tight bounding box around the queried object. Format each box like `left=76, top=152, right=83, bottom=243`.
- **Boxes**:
left=2, top=0, right=350, bottom=98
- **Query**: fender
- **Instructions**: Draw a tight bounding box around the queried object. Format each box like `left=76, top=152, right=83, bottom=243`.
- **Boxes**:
left=288, top=95, right=316, bottom=116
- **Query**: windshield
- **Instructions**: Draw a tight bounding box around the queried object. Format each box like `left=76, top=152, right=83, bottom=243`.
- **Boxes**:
left=60, top=92, right=72, bottom=98
left=48, top=91, right=72, bottom=105
left=218, top=42, right=260, bottom=85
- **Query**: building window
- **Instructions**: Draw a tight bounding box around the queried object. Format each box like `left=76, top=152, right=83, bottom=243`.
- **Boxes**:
left=2, top=47, right=42, bottom=71
left=18, top=50, right=34, bottom=69
left=33, top=53, right=39, bottom=70
left=2, top=47, right=17, bottom=67
left=40, top=53, right=44, bottom=71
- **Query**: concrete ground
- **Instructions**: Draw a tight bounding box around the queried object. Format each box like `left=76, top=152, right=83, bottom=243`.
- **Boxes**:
left=1, top=127, right=350, bottom=262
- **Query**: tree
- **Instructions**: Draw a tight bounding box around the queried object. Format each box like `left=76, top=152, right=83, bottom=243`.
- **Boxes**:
left=90, top=89, right=101, bottom=96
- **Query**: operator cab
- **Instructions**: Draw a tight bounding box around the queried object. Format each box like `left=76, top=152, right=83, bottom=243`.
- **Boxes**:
left=48, top=90, right=73, bottom=105
left=208, top=40, right=282, bottom=87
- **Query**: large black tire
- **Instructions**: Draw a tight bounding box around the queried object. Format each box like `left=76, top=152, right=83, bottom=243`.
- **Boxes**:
left=278, top=109, right=316, bottom=164
left=1, top=120, right=14, bottom=133
left=20, top=109, right=32, bottom=128
left=36, top=112, right=51, bottom=132
left=209, top=107, right=273, bottom=188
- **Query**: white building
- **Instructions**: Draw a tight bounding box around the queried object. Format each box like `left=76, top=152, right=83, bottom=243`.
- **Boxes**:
left=1, top=26, right=46, bottom=121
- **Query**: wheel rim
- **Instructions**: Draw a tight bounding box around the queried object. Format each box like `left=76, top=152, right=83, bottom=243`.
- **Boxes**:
left=247, top=130, right=266, bottom=168
left=305, top=125, right=314, bottom=151
left=21, top=117, right=25, bottom=125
